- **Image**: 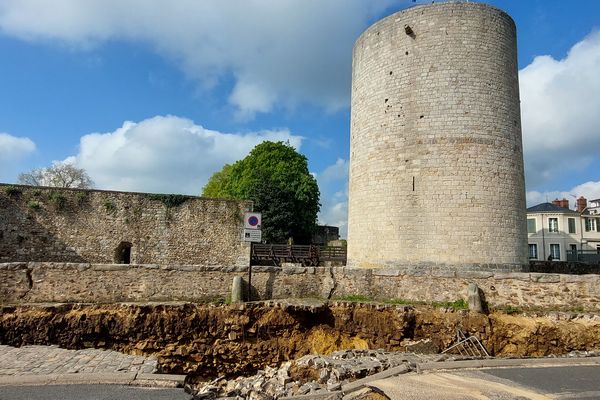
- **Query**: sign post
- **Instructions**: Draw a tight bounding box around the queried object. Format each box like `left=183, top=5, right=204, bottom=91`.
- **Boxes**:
left=242, top=212, right=262, bottom=301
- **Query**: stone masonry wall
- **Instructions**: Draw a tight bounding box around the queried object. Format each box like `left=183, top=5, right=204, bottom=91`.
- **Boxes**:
left=348, top=2, right=527, bottom=268
left=2, top=262, right=598, bottom=311
left=0, top=184, right=252, bottom=266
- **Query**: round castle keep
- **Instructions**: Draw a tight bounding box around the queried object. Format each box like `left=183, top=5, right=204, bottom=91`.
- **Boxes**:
left=347, top=2, right=528, bottom=269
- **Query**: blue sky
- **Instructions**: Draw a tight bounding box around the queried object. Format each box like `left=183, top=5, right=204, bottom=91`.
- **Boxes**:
left=1, top=0, right=599, bottom=237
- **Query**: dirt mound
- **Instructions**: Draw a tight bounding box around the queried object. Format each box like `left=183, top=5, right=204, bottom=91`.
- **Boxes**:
left=1, top=302, right=598, bottom=378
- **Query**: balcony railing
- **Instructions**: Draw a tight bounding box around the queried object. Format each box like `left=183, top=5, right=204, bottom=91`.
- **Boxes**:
left=566, top=250, right=600, bottom=263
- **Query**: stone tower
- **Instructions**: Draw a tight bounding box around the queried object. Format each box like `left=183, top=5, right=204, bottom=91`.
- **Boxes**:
left=347, top=2, right=527, bottom=269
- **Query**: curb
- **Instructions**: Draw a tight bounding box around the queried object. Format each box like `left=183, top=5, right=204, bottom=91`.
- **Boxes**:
left=0, top=372, right=186, bottom=388
left=416, top=356, right=600, bottom=372
left=341, top=364, right=411, bottom=394
left=333, top=357, right=600, bottom=397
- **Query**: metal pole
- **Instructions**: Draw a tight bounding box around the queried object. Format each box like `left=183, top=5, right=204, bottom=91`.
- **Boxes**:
left=248, top=242, right=253, bottom=302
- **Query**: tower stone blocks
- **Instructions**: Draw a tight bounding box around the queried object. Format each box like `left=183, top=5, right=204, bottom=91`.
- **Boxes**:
left=347, top=3, right=528, bottom=269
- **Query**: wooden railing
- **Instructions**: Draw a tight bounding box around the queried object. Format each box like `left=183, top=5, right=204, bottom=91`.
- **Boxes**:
left=250, top=244, right=346, bottom=266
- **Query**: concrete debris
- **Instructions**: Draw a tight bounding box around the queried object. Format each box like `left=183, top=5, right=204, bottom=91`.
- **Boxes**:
left=189, top=349, right=447, bottom=400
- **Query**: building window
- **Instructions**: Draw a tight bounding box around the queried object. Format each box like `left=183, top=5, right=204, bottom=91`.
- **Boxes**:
left=585, top=218, right=597, bottom=232
left=527, top=218, right=536, bottom=234
left=549, top=244, right=560, bottom=261
left=548, top=218, right=558, bottom=233
left=568, top=218, right=576, bottom=234
left=528, top=244, right=538, bottom=259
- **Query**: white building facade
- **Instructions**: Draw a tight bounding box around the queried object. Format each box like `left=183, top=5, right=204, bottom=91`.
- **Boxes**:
left=527, top=198, right=600, bottom=262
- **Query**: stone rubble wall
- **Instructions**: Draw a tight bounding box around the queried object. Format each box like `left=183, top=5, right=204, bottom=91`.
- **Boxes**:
left=0, top=184, right=251, bottom=266
left=1, top=262, right=599, bottom=311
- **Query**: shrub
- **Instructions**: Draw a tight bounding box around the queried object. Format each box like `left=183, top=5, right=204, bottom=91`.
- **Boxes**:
left=28, top=200, right=41, bottom=210
left=48, top=191, right=67, bottom=209
left=148, top=194, right=190, bottom=208
left=3, top=186, right=21, bottom=196
left=104, top=201, right=116, bottom=213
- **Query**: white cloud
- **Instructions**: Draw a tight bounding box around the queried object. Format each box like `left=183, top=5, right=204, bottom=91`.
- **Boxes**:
left=319, top=158, right=348, bottom=183
left=67, top=115, right=302, bottom=195
left=520, top=30, right=600, bottom=188
left=317, top=158, right=349, bottom=238
left=0, top=132, right=36, bottom=182
left=0, top=0, right=393, bottom=118
left=0, top=132, right=36, bottom=161
left=526, top=181, right=600, bottom=207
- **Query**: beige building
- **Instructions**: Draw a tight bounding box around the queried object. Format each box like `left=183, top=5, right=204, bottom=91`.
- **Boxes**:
left=527, top=197, right=600, bottom=261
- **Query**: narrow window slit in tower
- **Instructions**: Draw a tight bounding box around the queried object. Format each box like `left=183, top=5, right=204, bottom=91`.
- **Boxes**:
left=412, top=176, right=415, bottom=191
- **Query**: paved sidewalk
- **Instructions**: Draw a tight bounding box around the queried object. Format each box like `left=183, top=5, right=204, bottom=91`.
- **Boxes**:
left=0, top=345, right=185, bottom=387
left=0, top=345, right=157, bottom=375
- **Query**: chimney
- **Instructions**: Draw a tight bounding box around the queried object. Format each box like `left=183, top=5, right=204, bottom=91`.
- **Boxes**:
left=552, top=198, right=561, bottom=207
left=577, top=196, right=587, bottom=213
left=559, top=198, right=569, bottom=209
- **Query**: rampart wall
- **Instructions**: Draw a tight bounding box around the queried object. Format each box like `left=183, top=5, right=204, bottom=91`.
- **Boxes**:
left=2, top=262, right=598, bottom=311
left=0, top=184, right=251, bottom=266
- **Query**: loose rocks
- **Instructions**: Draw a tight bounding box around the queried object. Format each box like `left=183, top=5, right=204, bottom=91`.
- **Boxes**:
left=189, top=349, right=435, bottom=399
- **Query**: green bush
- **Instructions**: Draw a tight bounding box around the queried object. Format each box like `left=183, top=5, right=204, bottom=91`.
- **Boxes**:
left=28, top=200, right=41, bottom=210
left=75, top=191, right=88, bottom=205
left=104, top=201, right=116, bottom=213
left=3, top=186, right=21, bottom=196
left=148, top=194, right=191, bottom=208
left=48, top=191, right=67, bottom=209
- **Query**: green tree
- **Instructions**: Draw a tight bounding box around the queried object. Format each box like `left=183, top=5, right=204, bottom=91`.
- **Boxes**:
left=202, top=141, right=320, bottom=243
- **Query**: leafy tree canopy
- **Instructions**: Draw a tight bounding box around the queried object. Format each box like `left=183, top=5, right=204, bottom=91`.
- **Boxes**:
left=202, top=141, right=320, bottom=244
left=18, top=163, right=94, bottom=189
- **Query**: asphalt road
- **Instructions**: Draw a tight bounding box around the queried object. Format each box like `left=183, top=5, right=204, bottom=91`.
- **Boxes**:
left=370, top=364, right=600, bottom=400
left=0, top=384, right=191, bottom=400
left=480, top=365, right=600, bottom=399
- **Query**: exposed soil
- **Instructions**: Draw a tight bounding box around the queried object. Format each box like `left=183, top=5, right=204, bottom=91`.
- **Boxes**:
left=0, top=301, right=598, bottom=379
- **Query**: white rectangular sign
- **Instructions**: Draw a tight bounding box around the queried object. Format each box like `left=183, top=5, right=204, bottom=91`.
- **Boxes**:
left=242, top=228, right=262, bottom=242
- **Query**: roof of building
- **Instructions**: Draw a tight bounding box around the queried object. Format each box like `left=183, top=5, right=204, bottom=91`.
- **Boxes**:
left=526, top=202, right=579, bottom=214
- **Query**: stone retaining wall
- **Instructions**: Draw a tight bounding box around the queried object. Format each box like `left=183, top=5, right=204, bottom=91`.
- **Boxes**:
left=0, top=184, right=251, bottom=266
left=2, top=262, right=599, bottom=311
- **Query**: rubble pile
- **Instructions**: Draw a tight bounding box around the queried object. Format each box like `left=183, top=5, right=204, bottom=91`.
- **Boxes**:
left=189, top=349, right=435, bottom=399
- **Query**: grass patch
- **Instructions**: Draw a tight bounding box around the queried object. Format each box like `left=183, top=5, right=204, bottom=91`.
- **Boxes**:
left=336, top=294, right=372, bottom=302
left=502, top=305, right=522, bottom=315
left=431, top=299, right=468, bottom=310
left=383, top=298, right=424, bottom=306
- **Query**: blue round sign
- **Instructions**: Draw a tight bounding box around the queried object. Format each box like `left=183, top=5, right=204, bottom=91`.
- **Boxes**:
left=248, top=216, right=259, bottom=227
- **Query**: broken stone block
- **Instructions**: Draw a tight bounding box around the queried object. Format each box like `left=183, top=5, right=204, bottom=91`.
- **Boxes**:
left=468, top=282, right=484, bottom=313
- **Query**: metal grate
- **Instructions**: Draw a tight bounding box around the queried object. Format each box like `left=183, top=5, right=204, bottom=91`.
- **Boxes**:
left=442, top=329, right=490, bottom=358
